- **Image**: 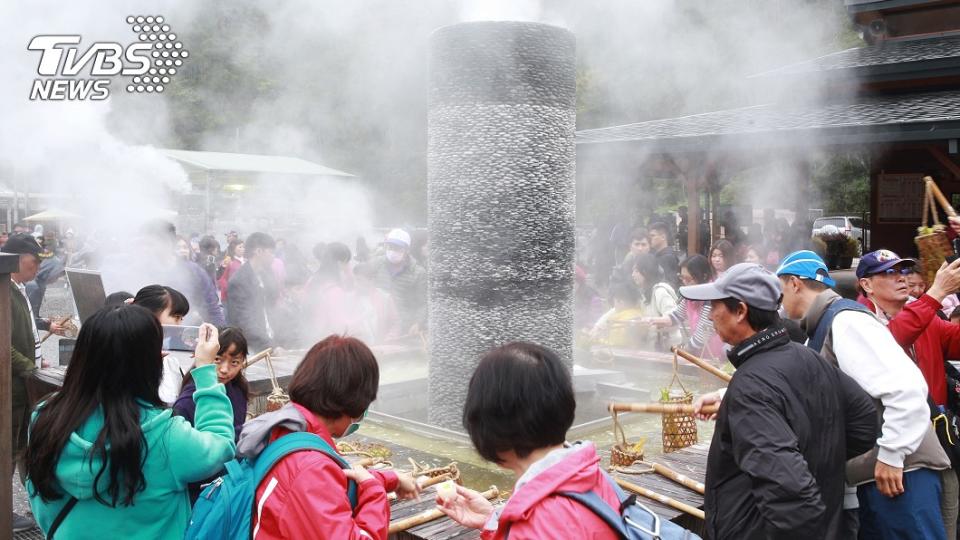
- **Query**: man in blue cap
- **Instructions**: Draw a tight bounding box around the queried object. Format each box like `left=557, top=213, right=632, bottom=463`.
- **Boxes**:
left=776, top=249, right=949, bottom=540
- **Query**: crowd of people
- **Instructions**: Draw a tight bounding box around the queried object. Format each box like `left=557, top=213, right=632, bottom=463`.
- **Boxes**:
left=9, top=210, right=960, bottom=538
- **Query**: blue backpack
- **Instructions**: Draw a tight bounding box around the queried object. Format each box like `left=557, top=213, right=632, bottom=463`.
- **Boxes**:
left=807, top=298, right=870, bottom=354
left=184, top=431, right=358, bottom=540
left=507, top=471, right=701, bottom=540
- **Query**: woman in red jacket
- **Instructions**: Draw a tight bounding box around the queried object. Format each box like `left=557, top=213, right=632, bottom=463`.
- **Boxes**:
left=436, top=342, right=621, bottom=539
left=235, top=335, right=419, bottom=539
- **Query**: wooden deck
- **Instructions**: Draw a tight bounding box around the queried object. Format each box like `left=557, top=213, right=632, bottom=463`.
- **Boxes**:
left=386, top=443, right=708, bottom=540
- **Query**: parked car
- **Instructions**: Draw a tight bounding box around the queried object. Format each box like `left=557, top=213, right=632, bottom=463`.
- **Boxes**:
left=813, top=216, right=869, bottom=253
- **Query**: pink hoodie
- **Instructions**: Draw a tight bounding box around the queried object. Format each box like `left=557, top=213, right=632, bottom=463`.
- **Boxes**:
left=483, top=442, right=620, bottom=540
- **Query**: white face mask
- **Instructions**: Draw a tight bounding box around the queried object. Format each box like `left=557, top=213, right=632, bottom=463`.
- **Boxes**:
left=385, top=250, right=404, bottom=264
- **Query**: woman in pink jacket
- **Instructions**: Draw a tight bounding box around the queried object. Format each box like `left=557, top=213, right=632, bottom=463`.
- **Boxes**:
left=437, top=342, right=621, bottom=539
left=236, top=336, right=420, bottom=539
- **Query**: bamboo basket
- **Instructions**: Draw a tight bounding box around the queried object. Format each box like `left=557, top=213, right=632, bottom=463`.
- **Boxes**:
left=610, top=410, right=645, bottom=467
left=661, top=353, right=697, bottom=453
left=262, top=352, right=290, bottom=412
left=916, top=176, right=957, bottom=285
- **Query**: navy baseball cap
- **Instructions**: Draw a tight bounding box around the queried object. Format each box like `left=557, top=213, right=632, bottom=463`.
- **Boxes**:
left=776, top=250, right=837, bottom=288
left=855, top=249, right=915, bottom=279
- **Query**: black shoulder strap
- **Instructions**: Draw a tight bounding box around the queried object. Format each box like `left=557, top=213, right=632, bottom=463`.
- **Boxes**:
left=807, top=298, right=870, bottom=354
left=47, top=496, right=78, bottom=538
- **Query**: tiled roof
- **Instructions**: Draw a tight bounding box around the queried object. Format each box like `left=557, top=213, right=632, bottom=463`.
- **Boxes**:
left=576, top=89, right=960, bottom=151
left=751, top=35, right=960, bottom=77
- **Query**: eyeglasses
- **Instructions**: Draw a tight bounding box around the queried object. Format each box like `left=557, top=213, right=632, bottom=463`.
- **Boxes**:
left=870, top=267, right=912, bottom=277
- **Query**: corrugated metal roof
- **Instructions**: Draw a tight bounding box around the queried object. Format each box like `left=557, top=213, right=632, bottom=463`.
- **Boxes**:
left=575, top=89, right=960, bottom=151
left=161, top=149, right=354, bottom=177
left=751, top=35, right=960, bottom=78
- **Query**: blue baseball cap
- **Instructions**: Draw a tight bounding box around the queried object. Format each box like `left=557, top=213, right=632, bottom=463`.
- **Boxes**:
left=775, top=250, right=837, bottom=288
left=855, top=249, right=915, bottom=279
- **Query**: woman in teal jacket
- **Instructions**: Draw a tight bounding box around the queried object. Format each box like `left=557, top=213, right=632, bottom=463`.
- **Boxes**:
left=24, top=305, right=236, bottom=539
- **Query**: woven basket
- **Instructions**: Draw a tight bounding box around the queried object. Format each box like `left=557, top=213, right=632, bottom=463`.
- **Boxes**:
left=662, top=390, right=697, bottom=453
left=661, top=352, right=697, bottom=453
left=610, top=410, right=645, bottom=467
left=263, top=353, right=290, bottom=413
left=916, top=177, right=957, bottom=285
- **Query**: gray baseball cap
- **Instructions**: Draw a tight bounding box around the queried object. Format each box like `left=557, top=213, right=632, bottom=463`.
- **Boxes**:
left=679, top=262, right=782, bottom=311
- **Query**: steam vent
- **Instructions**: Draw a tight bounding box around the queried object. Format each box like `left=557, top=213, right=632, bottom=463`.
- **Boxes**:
left=427, top=21, right=576, bottom=430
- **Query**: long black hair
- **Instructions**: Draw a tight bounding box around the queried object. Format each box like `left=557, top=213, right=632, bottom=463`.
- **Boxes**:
left=314, top=242, right=351, bottom=285
left=25, top=305, right=164, bottom=506
left=633, top=253, right=664, bottom=302
left=132, top=285, right=189, bottom=318
left=180, top=327, right=250, bottom=400
left=681, top=254, right=713, bottom=284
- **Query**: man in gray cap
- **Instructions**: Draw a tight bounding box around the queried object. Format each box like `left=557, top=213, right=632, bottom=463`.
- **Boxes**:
left=682, top=262, right=876, bottom=539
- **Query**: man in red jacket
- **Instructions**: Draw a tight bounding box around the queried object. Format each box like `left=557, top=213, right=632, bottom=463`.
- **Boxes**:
left=858, top=249, right=960, bottom=538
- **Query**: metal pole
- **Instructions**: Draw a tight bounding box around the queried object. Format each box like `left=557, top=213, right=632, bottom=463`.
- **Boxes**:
left=0, top=253, right=21, bottom=535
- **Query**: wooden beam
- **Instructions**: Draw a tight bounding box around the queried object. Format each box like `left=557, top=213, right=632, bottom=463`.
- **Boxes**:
left=686, top=174, right=700, bottom=256
left=0, top=253, right=20, bottom=535
left=927, top=145, right=960, bottom=180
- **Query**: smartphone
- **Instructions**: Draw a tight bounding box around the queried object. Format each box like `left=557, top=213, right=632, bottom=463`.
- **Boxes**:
left=947, top=254, right=960, bottom=265
left=162, top=325, right=201, bottom=352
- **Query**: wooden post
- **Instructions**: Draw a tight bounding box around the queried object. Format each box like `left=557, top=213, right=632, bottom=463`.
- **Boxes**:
left=0, top=253, right=21, bottom=535
left=686, top=176, right=700, bottom=256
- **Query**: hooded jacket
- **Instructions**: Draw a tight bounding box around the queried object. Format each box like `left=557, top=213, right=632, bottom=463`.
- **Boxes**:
left=704, top=326, right=876, bottom=540
left=800, top=289, right=949, bottom=484
left=481, top=442, right=620, bottom=540
left=26, top=364, right=236, bottom=540
left=237, top=402, right=398, bottom=539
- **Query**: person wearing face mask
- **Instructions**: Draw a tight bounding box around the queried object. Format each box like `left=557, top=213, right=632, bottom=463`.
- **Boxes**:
left=236, top=335, right=420, bottom=539
left=372, top=229, right=427, bottom=335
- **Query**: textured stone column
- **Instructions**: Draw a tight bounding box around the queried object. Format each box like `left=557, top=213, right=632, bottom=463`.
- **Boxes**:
left=427, top=22, right=576, bottom=430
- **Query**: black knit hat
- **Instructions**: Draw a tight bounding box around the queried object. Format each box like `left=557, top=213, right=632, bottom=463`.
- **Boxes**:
left=2, top=233, right=42, bottom=256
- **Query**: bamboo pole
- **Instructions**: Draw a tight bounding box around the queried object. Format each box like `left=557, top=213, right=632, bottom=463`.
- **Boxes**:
left=614, top=477, right=705, bottom=520
left=388, top=486, right=500, bottom=534
left=417, top=472, right=453, bottom=489
left=39, top=315, right=72, bottom=344
left=925, top=176, right=958, bottom=218
left=242, top=348, right=273, bottom=369
left=670, top=346, right=732, bottom=382
left=648, top=462, right=705, bottom=495
left=608, top=401, right=719, bottom=415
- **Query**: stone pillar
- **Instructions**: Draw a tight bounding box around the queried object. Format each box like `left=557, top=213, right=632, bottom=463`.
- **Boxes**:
left=427, top=22, right=576, bottom=430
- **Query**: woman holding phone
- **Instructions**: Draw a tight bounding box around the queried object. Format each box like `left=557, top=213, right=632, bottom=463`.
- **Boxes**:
left=24, top=306, right=236, bottom=539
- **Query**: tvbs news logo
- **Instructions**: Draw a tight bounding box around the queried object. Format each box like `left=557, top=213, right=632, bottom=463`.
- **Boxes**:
left=28, top=15, right=189, bottom=101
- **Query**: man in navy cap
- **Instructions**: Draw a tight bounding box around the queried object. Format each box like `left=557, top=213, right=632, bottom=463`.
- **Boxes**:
left=856, top=249, right=960, bottom=537
left=683, top=262, right=876, bottom=539
left=776, top=249, right=949, bottom=540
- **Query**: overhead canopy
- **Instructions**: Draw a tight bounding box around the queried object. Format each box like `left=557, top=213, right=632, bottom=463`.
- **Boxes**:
left=24, top=208, right=82, bottom=221
left=160, top=149, right=354, bottom=177
left=750, top=34, right=960, bottom=81
left=575, top=89, right=960, bottom=153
